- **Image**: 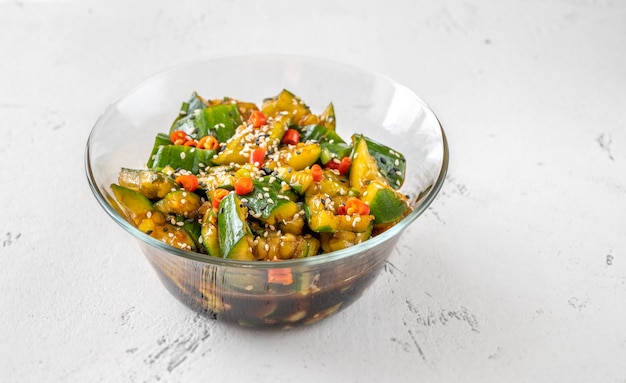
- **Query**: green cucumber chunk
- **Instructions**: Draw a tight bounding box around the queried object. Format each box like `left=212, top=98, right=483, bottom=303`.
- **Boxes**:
left=118, top=168, right=176, bottom=200
left=243, top=176, right=300, bottom=225
left=110, top=184, right=153, bottom=225
left=299, top=124, right=351, bottom=164
left=178, top=216, right=203, bottom=251
left=154, top=190, right=201, bottom=217
left=150, top=145, right=216, bottom=174
left=361, top=181, right=408, bottom=224
left=146, top=133, right=172, bottom=169
left=217, top=192, right=254, bottom=260
left=171, top=92, right=208, bottom=130
left=364, top=136, right=406, bottom=190
left=171, top=103, right=242, bottom=143
left=201, top=210, right=221, bottom=257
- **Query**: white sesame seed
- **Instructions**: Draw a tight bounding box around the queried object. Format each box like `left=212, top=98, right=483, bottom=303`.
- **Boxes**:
left=180, top=152, right=186, bottom=159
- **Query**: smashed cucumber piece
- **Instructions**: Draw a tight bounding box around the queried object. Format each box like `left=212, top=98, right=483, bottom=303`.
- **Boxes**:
left=150, top=144, right=216, bottom=175
left=298, top=124, right=351, bottom=164
left=261, top=89, right=311, bottom=124
left=360, top=180, right=408, bottom=225
left=217, top=192, right=254, bottom=260
left=171, top=91, right=208, bottom=129
left=118, top=168, right=176, bottom=200
left=201, top=209, right=221, bottom=257
left=154, top=190, right=201, bottom=218
left=243, top=176, right=300, bottom=225
left=363, top=136, right=406, bottom=190
left=110, top=184, right=196, bottom=251
left=171, top=103, right=242, bottom=143
left=110, top=184, right=154, bottom=226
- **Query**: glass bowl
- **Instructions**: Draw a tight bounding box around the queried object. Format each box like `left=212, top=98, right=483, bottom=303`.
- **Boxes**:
left=85, top=54, right=448, bottom=329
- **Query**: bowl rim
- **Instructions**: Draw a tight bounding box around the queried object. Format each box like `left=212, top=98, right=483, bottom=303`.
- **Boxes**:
left=85, top=53, right=449, bottom=269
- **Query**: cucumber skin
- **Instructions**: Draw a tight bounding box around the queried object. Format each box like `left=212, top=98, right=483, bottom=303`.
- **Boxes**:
left=365, top=186, right=408, bottom=224
left=217, top=193, right=254, bottom=260
left=298, top=124, right=351, bottom=163
left=171, top=104, right=242, bottom=142
left=364, top=136, right=406, bottom=190
left=150, top=144, right=216, bottom=175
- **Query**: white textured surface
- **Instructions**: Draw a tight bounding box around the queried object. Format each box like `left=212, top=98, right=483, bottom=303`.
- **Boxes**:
left=1, top=1, right=625, bottom=382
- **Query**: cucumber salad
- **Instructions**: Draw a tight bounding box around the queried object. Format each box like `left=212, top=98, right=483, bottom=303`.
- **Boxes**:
left=111, top=90, right=410, bottom=261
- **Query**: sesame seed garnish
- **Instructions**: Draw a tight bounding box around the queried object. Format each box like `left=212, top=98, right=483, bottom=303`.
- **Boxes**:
left=180, top=152, right=186, bottom=159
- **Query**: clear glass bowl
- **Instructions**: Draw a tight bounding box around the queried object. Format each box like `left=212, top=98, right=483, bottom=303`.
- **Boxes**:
left=85, top=54, right=449, bottom=328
